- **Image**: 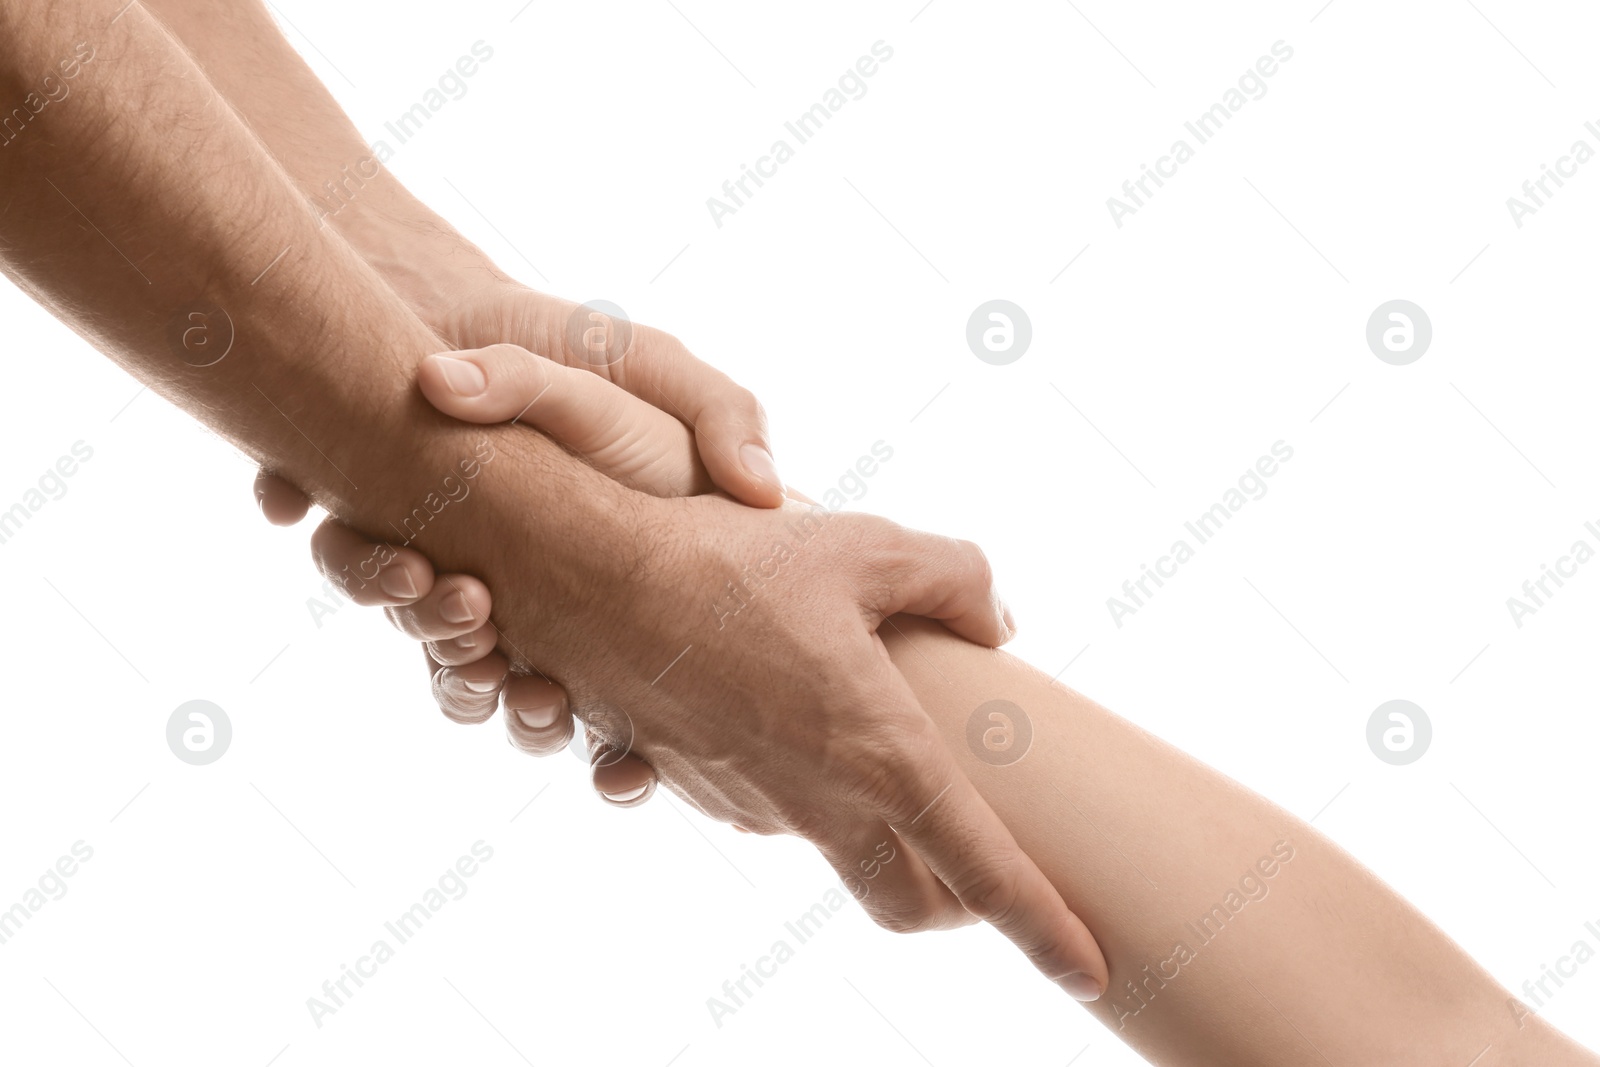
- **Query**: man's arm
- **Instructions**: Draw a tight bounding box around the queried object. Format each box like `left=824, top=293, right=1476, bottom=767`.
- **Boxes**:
left=0, top=0, right=461, bottom=509
left=135, top=0, right=504, bottom=322
left=1, top=0, right=1109, bottom=997
left=0, top=0, right=653, bottom=707
left=364, top=346, right=1597, bottom=1065
left=137, top=0, right=785, bottom=505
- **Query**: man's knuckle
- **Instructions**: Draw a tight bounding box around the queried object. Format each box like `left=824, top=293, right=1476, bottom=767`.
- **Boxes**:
left=848, top=756, right=932, bottom=827
left=867, top=903, right=935, bottom=935
left=781, top=804, right=833, bottom=844
left=951, top=866, right=1020, bottom=926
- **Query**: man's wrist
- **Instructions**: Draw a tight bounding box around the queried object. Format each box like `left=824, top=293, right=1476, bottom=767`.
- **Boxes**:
left=327, top=181, right=512, bottom=328
left=336, top=416, right=654, bottom=676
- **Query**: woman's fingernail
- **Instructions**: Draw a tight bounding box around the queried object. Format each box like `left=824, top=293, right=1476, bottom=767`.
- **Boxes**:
left=739, top=443, right=783, bottom=493
left=1057, top=973, right=1103, bottom=1002
left=1001, top=601, right=1017, bottom=635
left=435, top=356, right=487, bottom=397
left=464, top=679, right=499, bottom=693
left=379, top=565, right=418, bottom=601
left=440, top=591, right=476, bottom=624
left=601, top=783, right=651, bottom=804
left=516, top=704, right=561, bottom=730
left=454, top=632, right=476, bottom=652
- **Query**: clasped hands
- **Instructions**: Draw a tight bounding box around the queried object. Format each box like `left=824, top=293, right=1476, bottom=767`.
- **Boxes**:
left=256, top=284, right=1108, bottom=1001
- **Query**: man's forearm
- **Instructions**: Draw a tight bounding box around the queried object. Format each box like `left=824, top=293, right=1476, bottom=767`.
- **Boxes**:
left=0, top=0, right=623, bottom=616
left=1, top=0, right=461, bottom=510
left=138, top=0, right=506, bottom=320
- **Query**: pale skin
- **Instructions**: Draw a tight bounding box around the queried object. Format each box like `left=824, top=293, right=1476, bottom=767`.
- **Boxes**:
left=1, top=0, right=1108, bottom=996
left=330, top=342, right=1599, bottom=1066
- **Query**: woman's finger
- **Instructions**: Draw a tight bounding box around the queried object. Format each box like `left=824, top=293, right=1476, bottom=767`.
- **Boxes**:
left=308, top=519, right=435, bottom=606
left=502, top=674, right=576, bottom=756
left=426, top=622, right=499, bottom=667
left=528, top=302, right=782, bottom=508
left=602, top=322, right=784, bottom=508
left=384, top=574, right=491, bottom=641
left=254, top=469, right=312, bottom=526
left=418, top=344, right=707, bottom=498
left=428, top=644, right=509, bottom=725
left=590, top=744, right=658, bottom=807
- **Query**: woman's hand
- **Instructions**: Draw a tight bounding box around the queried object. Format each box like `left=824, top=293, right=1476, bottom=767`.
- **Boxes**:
left=253, top=343, right=690, bottom=806
left=431, top=283, right=776, bottom=504
left=267, top=344, right=1108, bottom=996
left=254, top=288, right=778, bottom=803
left=416, top=342, right=705, bottom=499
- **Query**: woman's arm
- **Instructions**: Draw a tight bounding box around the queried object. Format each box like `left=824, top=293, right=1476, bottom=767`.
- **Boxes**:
left=372, top=343, right=1597, bottom=1066
left=885, top=616, right=1589, bottom=1065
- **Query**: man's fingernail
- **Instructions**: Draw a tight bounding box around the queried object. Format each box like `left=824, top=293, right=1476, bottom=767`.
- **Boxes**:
left=440, top=591, right=476, bottom=624
left=516, top=704, right=561, bottom=730
left=464, top=679, right=499, bottom=693
left=601, top=783, right=651, bottom=804
left=1057, top=973, right=1103, bottom=1002
left=435, top=356, right=487, bottom=397
left=739, top=442, right=783, bottom=492
left=379, top=565, right=418, bottom=600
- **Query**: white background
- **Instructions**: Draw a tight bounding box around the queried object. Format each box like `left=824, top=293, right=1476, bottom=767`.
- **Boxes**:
left=3, top=0, right=1599, bottom=1064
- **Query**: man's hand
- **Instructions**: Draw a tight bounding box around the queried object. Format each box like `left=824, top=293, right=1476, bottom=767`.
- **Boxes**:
left=400, top=345, right=1110, bottom=1000
left=506, top=479, right=1103, bottom=998
left=132, top=0, right=1107, bottom=995
left=142, top=0, right=783, bottom=508
left=287, top=343, right=1109, bottom=996
left=1, top=0, right=1106, bottom=1002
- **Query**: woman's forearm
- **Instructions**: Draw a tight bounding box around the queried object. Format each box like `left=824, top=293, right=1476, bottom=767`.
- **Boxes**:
left=880, top=616, right=1592, bottom=1066
left=358, top=340, right=1593, bottom=1063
